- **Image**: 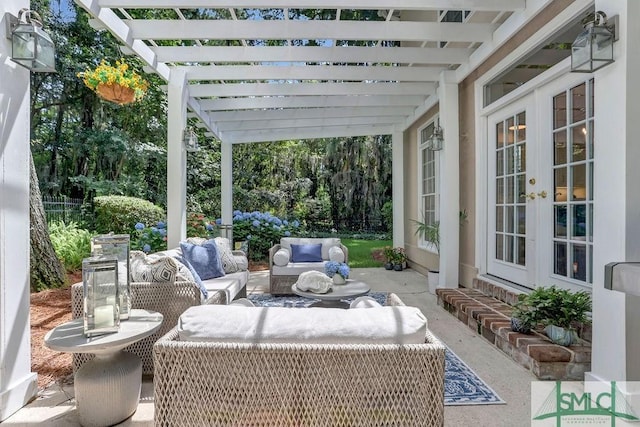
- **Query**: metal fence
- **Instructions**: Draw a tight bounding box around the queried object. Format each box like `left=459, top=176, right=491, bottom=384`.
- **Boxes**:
left=43, top=196, right=84, bottom=224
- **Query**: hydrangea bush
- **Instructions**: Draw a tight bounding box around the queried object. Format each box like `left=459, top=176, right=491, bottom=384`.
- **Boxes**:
left=226, top=210, right=302, bottom=261
left=131, top=221, right=167, bottom=253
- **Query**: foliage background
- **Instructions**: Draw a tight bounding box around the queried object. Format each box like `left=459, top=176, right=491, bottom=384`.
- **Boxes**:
left=31, top=1, right=393, bottom=235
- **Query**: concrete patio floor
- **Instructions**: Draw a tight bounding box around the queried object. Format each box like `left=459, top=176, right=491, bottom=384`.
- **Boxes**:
left=4, top=268, right=535, bottom=426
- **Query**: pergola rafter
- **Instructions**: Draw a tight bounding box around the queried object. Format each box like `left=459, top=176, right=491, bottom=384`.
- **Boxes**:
left=74, top=0, right=543, bottom=141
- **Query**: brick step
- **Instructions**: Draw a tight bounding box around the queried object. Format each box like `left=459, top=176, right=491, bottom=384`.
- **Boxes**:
left=436, top=282, right=591, bottom=380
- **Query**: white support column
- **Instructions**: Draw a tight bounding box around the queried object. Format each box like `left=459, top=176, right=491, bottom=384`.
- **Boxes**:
left=391, top=127, right=404, bottom=248
left=588, top=0, right=640, bottom=383
left=0, top=0, right=38, bottom=420
left=167, top=68, right=188, bottom=248
left=438, top=71, right=460, bottom=288
left=220, top=142, right=233, bottom=225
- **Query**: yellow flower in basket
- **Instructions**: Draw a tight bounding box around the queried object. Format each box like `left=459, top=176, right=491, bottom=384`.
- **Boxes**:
left=77, top=59, right=149, bottom=105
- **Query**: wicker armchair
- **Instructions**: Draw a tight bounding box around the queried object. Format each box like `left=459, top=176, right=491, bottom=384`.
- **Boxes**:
left=71, top=281, right=224, bottom=376
left=269, top=238, right=349, bottom=295
left=153, top=293, right=445, bottom=426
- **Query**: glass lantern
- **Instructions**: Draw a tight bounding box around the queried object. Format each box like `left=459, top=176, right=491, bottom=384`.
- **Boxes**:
left=82, top=256, right=120, bottom=337
left=571, top=13, right=615, bottom=73
left=91, top=234, right=131, bottom=320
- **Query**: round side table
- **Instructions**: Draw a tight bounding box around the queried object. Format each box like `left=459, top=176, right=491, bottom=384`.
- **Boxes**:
left=44, top=309, right=163, bottom=427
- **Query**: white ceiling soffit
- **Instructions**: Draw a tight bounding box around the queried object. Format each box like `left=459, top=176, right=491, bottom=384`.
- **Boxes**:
left=74, top=0, right=550, bottom=143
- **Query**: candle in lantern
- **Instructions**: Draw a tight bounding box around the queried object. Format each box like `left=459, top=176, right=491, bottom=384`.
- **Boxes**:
left=94, top=305, right=115, bottom=329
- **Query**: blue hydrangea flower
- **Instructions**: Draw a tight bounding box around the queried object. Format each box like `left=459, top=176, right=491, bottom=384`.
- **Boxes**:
left=292, top=220, right=300, bottom=228
left=135, top=222, right=145, bottom=230
left=252, top=220, right=261, bottom=228
left=284, top=230, right=291, bottom=237
left=151, top=227, right=158, bottom=233
left=283, top=220, right=289, bottom=226
left=205, top=223, right=214, bottom=231
left=215, top=218, right=222, bottom=225
left=159, top=229, right=167, bottom=236
left=156, top=221, right=165, bottom=229
left=143, top=244, right=151, bottom=253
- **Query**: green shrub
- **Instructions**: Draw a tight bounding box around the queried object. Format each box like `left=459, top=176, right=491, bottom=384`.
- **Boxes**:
left=94, top=195, right=164, bottom=234
left=48, top=221, right=92, bottom=272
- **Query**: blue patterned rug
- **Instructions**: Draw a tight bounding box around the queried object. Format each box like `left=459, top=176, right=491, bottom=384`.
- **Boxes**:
left=247, top=293, right=505, bottom=406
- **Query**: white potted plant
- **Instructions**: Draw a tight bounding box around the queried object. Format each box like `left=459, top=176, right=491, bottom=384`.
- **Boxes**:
left=413, top=219, right=440, bottom=294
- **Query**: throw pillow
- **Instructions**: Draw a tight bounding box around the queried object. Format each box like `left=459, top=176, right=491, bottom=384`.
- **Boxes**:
left=273, top=248, right=290, bottom=266
left=328, top=246, right=345, bottom=263
left=213, top=237, right=240, bottom=273
left=180, top=241, right=225, bottom=280
left=174, top=255, right=208, bottom=300
left=130, top=251, right=179, bottom=283
left=290, top=243, right=323, bottom=263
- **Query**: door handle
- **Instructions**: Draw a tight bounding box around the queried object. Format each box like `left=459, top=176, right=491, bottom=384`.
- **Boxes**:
left=538, top=190, right=548, bottom=199
left=526, top=192, right=536, bottom=200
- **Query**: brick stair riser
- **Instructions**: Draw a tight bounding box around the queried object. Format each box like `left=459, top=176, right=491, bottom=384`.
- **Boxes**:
left=436, top=286, right=592, bottom=381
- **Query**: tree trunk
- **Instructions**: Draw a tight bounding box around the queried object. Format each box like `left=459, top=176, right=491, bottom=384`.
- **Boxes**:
left=30, top=152, right=66, bottom=291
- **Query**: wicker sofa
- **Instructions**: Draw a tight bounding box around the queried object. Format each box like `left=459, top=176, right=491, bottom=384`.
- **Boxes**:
left=71, top=282, right=225, bottom=376
left=269, top=237, right=348, bottom=295
left=153, top=293, right=446, bottom=426
left=70, top=238, right=249, bottom=375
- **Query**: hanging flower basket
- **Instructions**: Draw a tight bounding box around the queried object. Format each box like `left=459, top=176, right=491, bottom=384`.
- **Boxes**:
left=96, top=83, right=136, bottom=105
left=78, top=59, right=148, bottom=105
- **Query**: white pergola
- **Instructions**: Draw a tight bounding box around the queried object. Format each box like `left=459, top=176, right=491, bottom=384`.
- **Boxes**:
left=72, top=0, right=549, bottom=252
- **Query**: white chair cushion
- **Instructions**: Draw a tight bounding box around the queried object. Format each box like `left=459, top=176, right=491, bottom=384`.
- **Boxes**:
left=178, top=305, right=427, bottom=345
left=273, top=248, right=290, bottom=266
left=280, top=237, right=341, bottom=260
left=328, top=246, right=345, bottom=263
left=272, top=262, right=327, bottom=276
left=201, top=271, right=248, bottom=304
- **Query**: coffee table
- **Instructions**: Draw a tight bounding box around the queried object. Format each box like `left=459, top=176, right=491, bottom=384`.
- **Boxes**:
left=292, top=279, right=371, bottom=308
left=44, top=309, right=163, bottom=427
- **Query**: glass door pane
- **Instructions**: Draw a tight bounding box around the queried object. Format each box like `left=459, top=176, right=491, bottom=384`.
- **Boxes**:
left=551, top=80, right=594, bottom=284
left=495, top=112, right=527, bottom=267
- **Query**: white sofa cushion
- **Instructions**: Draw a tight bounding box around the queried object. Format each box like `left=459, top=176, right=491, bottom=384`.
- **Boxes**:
left=280, top=237, right=341, bottom=260
left=328, top=246, right=345, bottom=263
left=201, top=270, right=249, bottom=304
left=177, top=305, right=427, bottom=345
left=272, top=262, right=327, bottom=276
left=273, top=248, right=290, bottom=266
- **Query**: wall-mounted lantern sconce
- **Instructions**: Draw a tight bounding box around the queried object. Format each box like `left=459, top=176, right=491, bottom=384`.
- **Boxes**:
left=5, top=9, right=56, bottom=72
left=183, top=128, right=199, bottom=152
left=571, top=11, right=618, bottom=73
left=428, top=125, right=444, bottom=151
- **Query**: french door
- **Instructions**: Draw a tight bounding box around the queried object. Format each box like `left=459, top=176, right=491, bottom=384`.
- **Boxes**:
left=486, top=74, right=594, bottom=290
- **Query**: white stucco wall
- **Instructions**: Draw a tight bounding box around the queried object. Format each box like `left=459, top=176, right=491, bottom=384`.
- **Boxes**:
left=0, top=0, right=38, bottom=420
left=589, top=0, right=640, bottom=383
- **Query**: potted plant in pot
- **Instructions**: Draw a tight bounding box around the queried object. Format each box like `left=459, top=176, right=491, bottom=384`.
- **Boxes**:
left=511, top=285, right=591, bottom=345
left=382, top=246, right=395, bottom=270
left=392, top=247, right=406, bottom=271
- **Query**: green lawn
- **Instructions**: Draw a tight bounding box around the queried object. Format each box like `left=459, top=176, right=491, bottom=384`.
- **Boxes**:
left=342, top=239, right=392, bottom=268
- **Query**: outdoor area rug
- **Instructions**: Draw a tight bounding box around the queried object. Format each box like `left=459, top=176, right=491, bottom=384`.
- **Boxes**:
left=247, top=293, right=505, bottom=406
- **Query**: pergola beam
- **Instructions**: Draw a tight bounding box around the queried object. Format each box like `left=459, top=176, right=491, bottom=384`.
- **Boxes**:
left=187, top=82, right=436, bottom=97
left=222, top=123, right=395, bottom=144
left=151, top=45, right=472, bottom=65
left=208, top=106, right=415, bottom=121
left=180, top=64, right=445, bottom=82
left=215, top=116, right=403, bottom=131
left=199, top=94, right=426, bottom=111
left=98, top=0, right=525, bottom=11
left=123, top=20, right=495, bottom=43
